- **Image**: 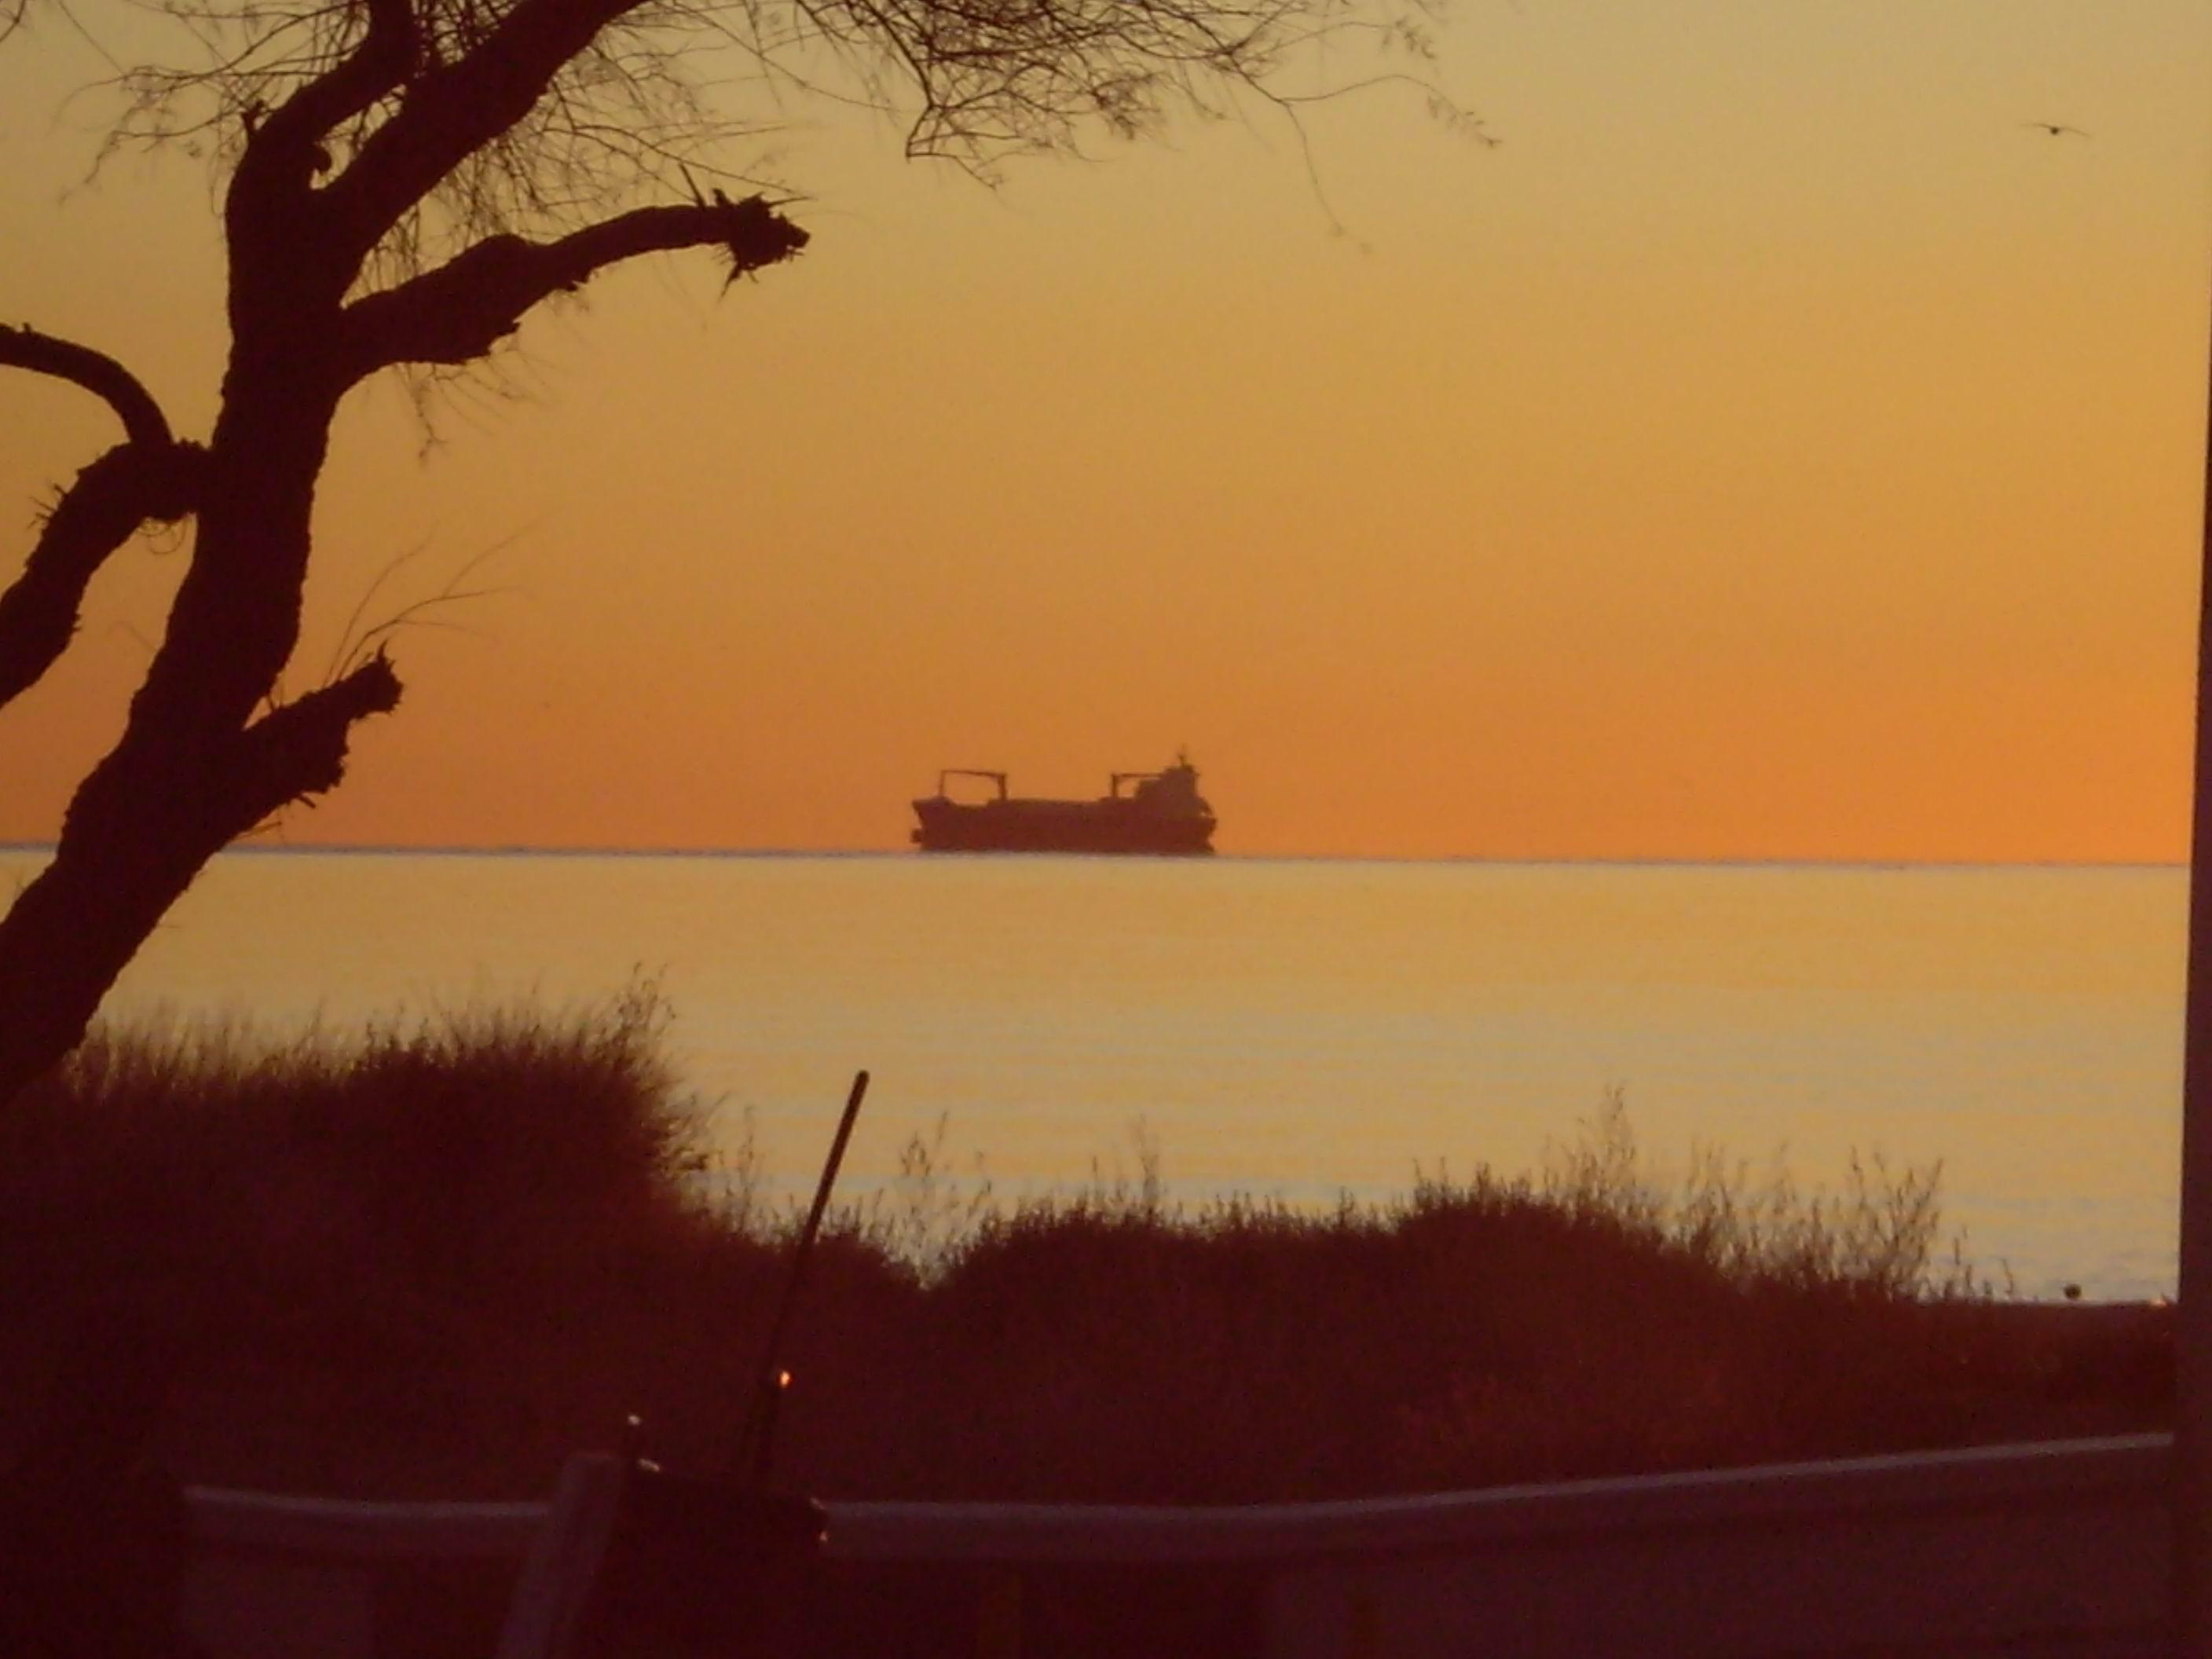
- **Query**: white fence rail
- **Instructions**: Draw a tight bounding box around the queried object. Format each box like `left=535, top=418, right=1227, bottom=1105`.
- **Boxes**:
left=184, top=1433, right=2176, bottom=1657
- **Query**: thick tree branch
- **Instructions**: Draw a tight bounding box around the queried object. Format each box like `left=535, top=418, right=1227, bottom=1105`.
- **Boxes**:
left=0, top=443, right=204, bottom=712
left=0, top=324, right=202, bottom=710
left=0, top=652, right=400, bottom=1094
left=337, top=193, right=808, bottom=374
left=321, top=0, right=639, bottom=262
left=0, top=325, right=174, bottom=449
left=229, top=652, right=403, bottom=831
left=266, top=0, right=419, bottom=150
left=229, top=0, right=420, bottom=240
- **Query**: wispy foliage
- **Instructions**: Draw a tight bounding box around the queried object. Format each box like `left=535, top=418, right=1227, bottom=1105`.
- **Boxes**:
left=49, top=0, right=1463, bottom=282
left=1540, top=1086, right=1957, bottom=1299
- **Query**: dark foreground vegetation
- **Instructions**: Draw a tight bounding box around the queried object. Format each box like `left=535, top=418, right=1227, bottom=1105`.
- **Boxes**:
left=0, top=993, right=2174, bottom=1503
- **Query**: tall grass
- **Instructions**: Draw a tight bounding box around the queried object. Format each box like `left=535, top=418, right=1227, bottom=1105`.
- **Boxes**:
left=0, top=998, right=2171, bottom=1502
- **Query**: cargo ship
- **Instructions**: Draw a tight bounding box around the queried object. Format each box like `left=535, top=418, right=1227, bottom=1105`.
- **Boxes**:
left=910, top=755, right=1216, bottom=855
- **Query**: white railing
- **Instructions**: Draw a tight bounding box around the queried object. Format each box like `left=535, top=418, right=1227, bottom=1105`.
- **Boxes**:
left=185, top=1489, right=544, bottom=1659
left=184, top=1433, right=2176, bottom=1657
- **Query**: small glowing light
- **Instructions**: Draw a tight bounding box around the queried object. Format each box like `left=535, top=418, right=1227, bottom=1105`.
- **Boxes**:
left=778, top=1369, right=793, bottom=1389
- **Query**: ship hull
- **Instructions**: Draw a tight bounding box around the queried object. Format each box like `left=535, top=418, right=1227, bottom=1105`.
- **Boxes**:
left=910, top=798, right=1214, bottom=855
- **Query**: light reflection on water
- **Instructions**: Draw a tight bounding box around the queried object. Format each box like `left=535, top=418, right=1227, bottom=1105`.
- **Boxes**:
left=7, top=848, right=2185, bottom=1299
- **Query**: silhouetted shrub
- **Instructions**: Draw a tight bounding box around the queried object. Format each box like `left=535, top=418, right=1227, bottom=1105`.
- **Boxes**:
left=0, top=1001, right=2171, bottom=1501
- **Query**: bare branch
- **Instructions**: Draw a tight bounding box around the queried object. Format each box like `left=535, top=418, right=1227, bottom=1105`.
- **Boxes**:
left=229, top=0, right=421, bottom=234
left=269, top=0, right=419, bottom=143
left=230, top=649, right=402, bottom=826
left=0, top=324, right=176, bottom=449
left=320, top=0, right=641, bottom=263
left=0, top=442, right=205, bottom=712
left=87, top=0, right=1458, bottom=291
left=0, top=327, right=203, bottom=709
left=337, top=191, right=807, bottom=374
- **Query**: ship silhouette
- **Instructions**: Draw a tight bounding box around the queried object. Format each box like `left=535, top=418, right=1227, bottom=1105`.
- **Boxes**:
left=910, top=754, right=1216, bottom=855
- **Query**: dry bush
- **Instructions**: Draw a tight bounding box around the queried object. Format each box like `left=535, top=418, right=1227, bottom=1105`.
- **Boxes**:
left=0, top=1009, right=2171, bottom=1502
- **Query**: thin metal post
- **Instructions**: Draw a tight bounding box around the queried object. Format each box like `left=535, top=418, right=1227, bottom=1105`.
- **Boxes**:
left=728, top=1068, right=870, bottom=1484
left=2173, top=276, right=2212, bottom=1654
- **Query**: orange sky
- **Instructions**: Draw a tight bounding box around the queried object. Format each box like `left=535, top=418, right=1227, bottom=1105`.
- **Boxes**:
left=3, top=2, right=2210, bottom=861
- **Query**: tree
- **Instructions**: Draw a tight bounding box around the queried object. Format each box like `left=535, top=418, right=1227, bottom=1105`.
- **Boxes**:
left=0, top=0, right=1452, bottom=1106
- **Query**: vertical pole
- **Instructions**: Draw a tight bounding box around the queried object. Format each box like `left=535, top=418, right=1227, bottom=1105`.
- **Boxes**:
left=728, top=1069, right=870, bottom=1483
left=2174, top=273, right=2212, bottom=1655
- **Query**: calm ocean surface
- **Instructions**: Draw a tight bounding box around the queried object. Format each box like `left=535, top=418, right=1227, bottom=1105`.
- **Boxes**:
left=9, top=850, right=2187, bottom=1300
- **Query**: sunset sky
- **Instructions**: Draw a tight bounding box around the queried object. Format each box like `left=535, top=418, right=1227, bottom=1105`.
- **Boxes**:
left=2, top=2, right=2210, bottom=861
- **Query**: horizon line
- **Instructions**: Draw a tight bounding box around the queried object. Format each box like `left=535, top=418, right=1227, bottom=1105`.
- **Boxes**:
left=0, top=841, right=2185, bottom=873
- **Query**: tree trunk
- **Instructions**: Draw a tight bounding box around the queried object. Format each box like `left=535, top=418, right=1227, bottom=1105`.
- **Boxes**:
left=0, top=369, right=369, bottom=1104
left=0, top=78, right=800, bottom=1109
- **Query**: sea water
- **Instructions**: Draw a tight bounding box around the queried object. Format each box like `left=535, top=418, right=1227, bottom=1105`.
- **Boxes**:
left=3, top=849, right=2184, bottom=1298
